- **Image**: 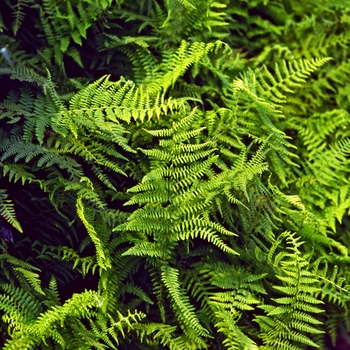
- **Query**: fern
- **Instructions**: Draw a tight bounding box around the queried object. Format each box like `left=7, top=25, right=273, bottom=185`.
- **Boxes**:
left=1, top=1, right=350, bottom=349
left=256, top=232, right=325, bottom=349
left=0, top=189, right=22, bottom=232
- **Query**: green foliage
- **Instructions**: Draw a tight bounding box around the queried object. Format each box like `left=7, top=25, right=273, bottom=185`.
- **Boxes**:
left=0, top=0, right=350, bottom=349
left=0, top=189, right=22, bottom=232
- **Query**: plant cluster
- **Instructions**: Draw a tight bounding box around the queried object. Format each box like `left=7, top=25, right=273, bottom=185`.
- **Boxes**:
left=0, top=0, right=350, bottom=349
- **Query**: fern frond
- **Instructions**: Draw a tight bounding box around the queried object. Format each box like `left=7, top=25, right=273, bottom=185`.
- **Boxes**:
left=0, top=189, right=22, bottom=232
left=256, top=232, right=325, bottom=349
left=161, top=265, right=209, bottom=338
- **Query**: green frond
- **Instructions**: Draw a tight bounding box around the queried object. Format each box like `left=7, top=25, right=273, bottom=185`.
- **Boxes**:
left=135, top=322, right=186, bottom=350
left=1, top=162, right=36, bottom=185
left=0, top=66, right=48, bottom=88
left=1, top=289, right=103, bottom=349
left=214, top=307, right=259, bottom=350
left=1, top=1, right=350, bottom=348
left=89, top=310, right=146, bottom=348
left=59, top=246, right=99, bottom=276
left=76, top=196, right=111, bottom=270
left=161, top=265, right=209, bottom=338
left=11, top=0, right=31, bottom=35
left=0, top=189, right=22, bottom=232
left=0, top=283, right=42, bottom=325
left=255, top=232, right=325, bottom=349
left=313, top=261, right=350, bottom=307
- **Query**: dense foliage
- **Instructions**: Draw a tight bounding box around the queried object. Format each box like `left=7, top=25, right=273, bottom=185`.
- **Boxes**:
left=1, top=0, right=350, bottom=349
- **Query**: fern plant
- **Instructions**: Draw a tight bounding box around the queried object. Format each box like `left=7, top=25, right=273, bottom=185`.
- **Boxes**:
left=1, top=0, right=350, bottom=349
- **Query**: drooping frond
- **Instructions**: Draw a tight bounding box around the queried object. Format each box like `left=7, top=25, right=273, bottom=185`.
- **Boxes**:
left=0, top=189, right=22, bottom=232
